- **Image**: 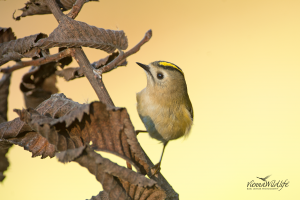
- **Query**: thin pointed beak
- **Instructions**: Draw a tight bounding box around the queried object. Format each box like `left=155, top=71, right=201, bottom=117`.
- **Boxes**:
left=136, top=62, right=150, bottom=73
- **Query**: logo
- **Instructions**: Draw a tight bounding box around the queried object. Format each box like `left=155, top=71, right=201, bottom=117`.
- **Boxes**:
left=257, top=175, right=271, bottom=181
left=247, top=175, right=289, bottom=191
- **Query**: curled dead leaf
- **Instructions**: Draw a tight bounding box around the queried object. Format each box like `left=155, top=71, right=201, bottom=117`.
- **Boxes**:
left=35, top=16, right=128, bottom=53
left=0, top=33, right=47, bottom=66
left=0, top=73, right=11, bottom=121
left=57, top=47, right=72, bottom=69
left=0, top=116, right=56, bottom=158
left=20, top=61, right=58, bottom=109
left=0, top=27, right=16, bottom=44
left=13, top=0, right=99, bottom=21
left=0, top=146, right=11, bottom=182
left=56, top=67, right=84, bottom=81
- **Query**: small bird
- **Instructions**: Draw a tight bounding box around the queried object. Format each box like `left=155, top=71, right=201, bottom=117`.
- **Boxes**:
left=136, top=61, right=193, bottom=175
left=257, top=175, right=271, bottom=181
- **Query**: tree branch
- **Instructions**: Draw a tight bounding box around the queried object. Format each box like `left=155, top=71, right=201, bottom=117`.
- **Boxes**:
left=71, top=47, right=115, bottom=107
left=0, top=48, right=72, bottom=74
left=46, top=0, right=65, bottom=23
left=66, top=0, right=86, bottom=19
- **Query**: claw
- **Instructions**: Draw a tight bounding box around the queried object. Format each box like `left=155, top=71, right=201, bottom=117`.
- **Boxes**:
left=150, top=162, right=161, bottom=177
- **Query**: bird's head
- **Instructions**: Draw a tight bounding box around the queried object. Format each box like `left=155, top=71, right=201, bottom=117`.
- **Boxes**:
left=136, top=61, right=187, bottom=92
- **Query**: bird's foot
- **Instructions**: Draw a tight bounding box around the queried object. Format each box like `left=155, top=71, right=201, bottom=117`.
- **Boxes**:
left=150, top=162, right=161, bottom=178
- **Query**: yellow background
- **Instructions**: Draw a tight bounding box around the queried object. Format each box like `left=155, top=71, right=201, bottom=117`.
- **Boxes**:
left=1, top=0, right=300, bottom=199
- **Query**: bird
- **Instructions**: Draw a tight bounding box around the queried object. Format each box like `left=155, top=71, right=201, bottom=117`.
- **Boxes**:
left=257, top=175, right=271, bottom=181
left=136, top=61, right=193, bottom=176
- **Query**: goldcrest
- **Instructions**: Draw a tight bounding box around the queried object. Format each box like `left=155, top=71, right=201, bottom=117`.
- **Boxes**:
left=136, top=61, right=193, bottom=175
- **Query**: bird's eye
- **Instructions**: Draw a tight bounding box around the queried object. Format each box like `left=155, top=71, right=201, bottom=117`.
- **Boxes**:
left=157, top=73, right=164, bottom=79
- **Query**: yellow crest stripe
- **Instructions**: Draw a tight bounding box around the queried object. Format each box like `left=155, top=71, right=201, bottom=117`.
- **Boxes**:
left=158, top=61, right=183, bottom=74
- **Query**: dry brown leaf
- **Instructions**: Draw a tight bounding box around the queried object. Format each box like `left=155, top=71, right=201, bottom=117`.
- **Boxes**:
left=88, top=191, right=109, bottom=200
left=0, top=94, right=78, bottom=158
left=21, top=67, right=58, bottom=109
left=0, top=33, right=47, bottom=66
left=55, top=67, right=84, bottom=81
left=20, top=60, right=58, bottom=109
left=0, top=92, right=164, bottom=197
left=56, top=144, right=86, bottom=163
left=58, top=146, right=166, bottom=200
left=0, top=146, right=11, bottom=182
left=58, top=47, right=72, bottom=69
left=13, top=0, right=99, bottom=21
left=40, top=94, right=148, bottom=173
left=0, top=73, right=11, bottom=121
left=0, top=115, right=56, bottom=158
left=0, top=28, right=16, bottom=44
left=0, top=93, right=161, bottom=197
left=0, top=72, right=12, bottom=182
left=35, top=16, right=128, bottom=53
left=0, top=94, right=149, bottom=175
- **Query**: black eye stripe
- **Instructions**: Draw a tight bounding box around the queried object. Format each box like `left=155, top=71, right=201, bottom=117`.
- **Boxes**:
left=157, top=73, right=164, bottom=79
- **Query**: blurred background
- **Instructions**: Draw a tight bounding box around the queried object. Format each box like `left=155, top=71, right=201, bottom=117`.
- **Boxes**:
left=1, top=0, right=300, bottom=199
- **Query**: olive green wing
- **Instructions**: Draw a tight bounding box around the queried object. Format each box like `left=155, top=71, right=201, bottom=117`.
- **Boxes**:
left=186, top=97, right=193, bottom=121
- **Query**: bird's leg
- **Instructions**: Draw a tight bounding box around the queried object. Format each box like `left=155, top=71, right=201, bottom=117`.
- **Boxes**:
left=135, top=130, right=147, bottom=135
left=150, top=141, right=169, bottom=177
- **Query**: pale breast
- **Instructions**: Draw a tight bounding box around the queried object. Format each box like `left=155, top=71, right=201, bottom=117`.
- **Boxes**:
left=137, top=90, right=192, bottom=142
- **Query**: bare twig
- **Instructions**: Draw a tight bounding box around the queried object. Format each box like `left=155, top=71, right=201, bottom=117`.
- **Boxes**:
left=67, top=0, right=86, bottom=19
left=95, top=29, right=152, bottom=74
left=71, top=47, right=115, bottom=107
left=121, top=29, right=152, bottom=62
left=0, top=48, right=72, bottom=74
